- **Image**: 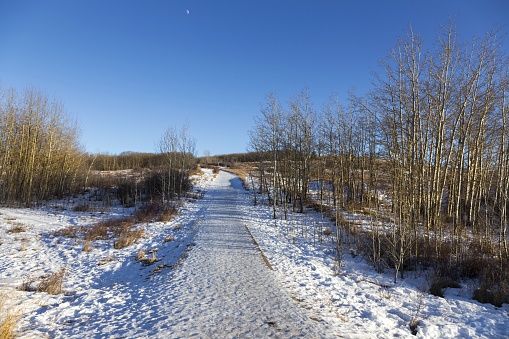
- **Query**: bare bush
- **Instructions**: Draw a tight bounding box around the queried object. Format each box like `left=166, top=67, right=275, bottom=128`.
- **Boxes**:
left=84, top=223, right=109, bottom=241
left=429, top=276, right=461, bottom=298
left=73, top=204, right=91, bottom=212
left=18, top=275, right=35, bottom=292
left=58, top=226, right=80, bottom=238
left=114, top=226, right=144, bottom=249
left=136, top=249, right=158, bottom=266
left=158, top=206, right=177, bottom=223
left=7, top=223, right=26, bottom=233
left=135, top=249, right=146, bottom=261
left=0, top=86, right=84, bottom=206
left=37, top=268, right=65, bottom=295
left=473, top=284, right=509, bottom=308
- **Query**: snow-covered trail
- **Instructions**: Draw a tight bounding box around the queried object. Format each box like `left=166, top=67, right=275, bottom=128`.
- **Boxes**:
left=158, top=171, right=332, bottom=338
left=5, top=169, right=508, bottom=338
left=25, top=170, right=333, bottom=338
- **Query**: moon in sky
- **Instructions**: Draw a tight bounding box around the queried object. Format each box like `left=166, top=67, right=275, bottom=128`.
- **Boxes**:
left=186, top=9, right=190, bottom=14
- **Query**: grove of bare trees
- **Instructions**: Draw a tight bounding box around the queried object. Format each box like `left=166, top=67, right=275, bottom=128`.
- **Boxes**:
left=0, top=86, right=84, bottom=206
left=249, top=24, right=509, bottom=304
left=0, top=84, right=199, bottom=208
left=157, top=124, right=197, bottom=201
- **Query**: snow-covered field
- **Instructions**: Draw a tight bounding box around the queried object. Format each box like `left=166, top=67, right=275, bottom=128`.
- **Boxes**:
left=0, top=169, right=508, bottom=338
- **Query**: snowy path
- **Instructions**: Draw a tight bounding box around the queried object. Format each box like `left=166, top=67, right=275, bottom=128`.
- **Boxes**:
left=6, top=169, right=508, bottom=338
left=156, top=171, right=331, bottom=337
left=22, top=170, right=332, bottom=338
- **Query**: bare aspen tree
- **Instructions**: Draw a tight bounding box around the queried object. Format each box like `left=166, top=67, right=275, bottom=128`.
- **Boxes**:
left=289, top=88, right=316, bottom=213
left=158, top=126, right=178, bottom=202
left=248, top=93, right=283, bottom=219
left=178, top=124, right=196, bottom=197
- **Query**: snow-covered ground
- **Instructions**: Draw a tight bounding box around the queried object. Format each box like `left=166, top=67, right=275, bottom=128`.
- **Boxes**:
left=0, top=169, right=508, bottom=338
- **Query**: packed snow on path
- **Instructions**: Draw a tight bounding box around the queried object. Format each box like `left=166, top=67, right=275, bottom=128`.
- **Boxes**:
left=1, top=169, right=508, bottom=338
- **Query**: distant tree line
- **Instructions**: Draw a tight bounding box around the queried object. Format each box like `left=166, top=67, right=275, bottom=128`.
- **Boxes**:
left=249, top=24, right=509, bottom=304
left=87, top=152, right=167, bottom=172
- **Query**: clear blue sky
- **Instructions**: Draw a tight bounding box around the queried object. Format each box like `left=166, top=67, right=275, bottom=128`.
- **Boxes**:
left=1, top=1, right=508, bottom=156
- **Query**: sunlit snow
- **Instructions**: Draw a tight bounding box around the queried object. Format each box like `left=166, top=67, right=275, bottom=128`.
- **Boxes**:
left=0, top=170, right=507, bottom=338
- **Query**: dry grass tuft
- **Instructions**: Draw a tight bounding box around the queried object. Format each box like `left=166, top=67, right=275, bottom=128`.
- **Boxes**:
left=7, top=223, right=26, bottom=234
left=82, top=240, right=93, bottom=252
left=84, top=223, right=109, bottom=241
left=137, top=249, right=158, bottom=266
left=0, top=293, right=22, bottom=339
left=18, top=275, right=35, bottom=292
left=37, top=268, right=65, bottom=295
left=158, top=205, right=177, bottom=223
left=58, top=226, right=80, bottom=238
left=97, top=256, right=117, bottom=266
left=164, top=235, right=175, bottom=242
left=19, top=239, right=29, bottom=252
left=135, top=249, right=146, bottom=261
left=114, top=226, right=144, bottom=249
left=189, top=165, right=203, bottom=177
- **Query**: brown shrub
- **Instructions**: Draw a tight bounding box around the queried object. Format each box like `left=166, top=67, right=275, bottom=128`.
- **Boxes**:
left=134, top=203, right=160, bottom=223
left=158, top=205, right=177, bottom=223
left=135, top=249, right=146, bottom=261
left=323, top=228, right=333, bottom=236
left=73, top=204, right=91, bottom=212
left=7, top=223, right=26, bottom=234
left=473, top=285, right=509, bottom=307
left=114, top=226, right=144, bottom=249
left=37, top=268, right=65, bottom=295
left=84, top=223, right=109, bottom=241
left=135, top=202, right=177, bottom=224
left=429, top=276, right=461, bottom=298
left=59, top=226, right=80, bottom=238
left=86, top=216, right=135, bottom=241
left=189, top=165, right=203, bottom=177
